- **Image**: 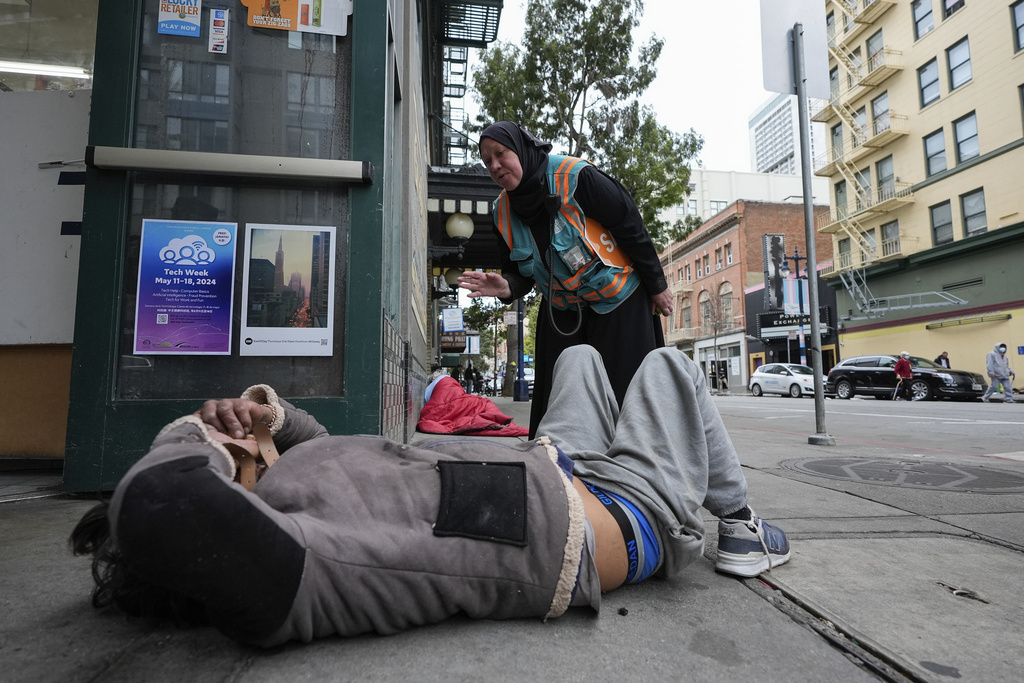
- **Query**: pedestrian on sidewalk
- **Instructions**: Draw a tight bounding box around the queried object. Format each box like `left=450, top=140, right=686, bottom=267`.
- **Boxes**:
left=893, top=351, right=913, bottom=400
left=933, top=351, right=951, bottom=368
left=981, top=342, right=1015, bottom=403
left=71, top=346, right=789, bottom=647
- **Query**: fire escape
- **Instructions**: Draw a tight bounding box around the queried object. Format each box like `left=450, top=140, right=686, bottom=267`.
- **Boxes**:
left=436, top=0, right=502, bottom=166
left=810, top=0, right=964, bottom=319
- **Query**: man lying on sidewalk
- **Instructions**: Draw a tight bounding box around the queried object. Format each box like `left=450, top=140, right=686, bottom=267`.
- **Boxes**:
left=71, top=345, right=790, bottom=647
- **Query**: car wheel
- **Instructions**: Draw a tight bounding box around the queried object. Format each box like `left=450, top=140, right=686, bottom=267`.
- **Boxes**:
left=910, top=379, right=932, bottom=401
left=835, top=379, right=854, bottom=399
left=789, top=384, right=802, bottom=398
left=751, top=384, right=763, bottom=397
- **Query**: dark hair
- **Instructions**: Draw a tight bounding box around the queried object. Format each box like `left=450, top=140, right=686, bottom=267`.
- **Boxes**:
left=69, top=502, right=208, bottom=626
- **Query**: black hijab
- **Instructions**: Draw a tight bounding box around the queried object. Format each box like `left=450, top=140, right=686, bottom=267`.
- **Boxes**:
left=480, top=121, right=552, bottom=228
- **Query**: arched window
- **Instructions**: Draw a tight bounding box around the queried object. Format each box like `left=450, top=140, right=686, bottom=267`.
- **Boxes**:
left=698, top=290, right=711, bottom=330
left=718, top=282, right=734, bottom=325
left=680, top=297, right=691, bottom=330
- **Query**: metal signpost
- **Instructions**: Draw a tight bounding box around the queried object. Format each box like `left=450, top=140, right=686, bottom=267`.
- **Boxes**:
left=761, top=0, right=836, bottom=446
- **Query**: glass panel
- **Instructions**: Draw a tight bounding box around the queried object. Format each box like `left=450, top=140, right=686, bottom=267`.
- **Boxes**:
left=931, top=202, right=953, bottom=245
left=962, top=189, right=986, bottom=236
left=947, top=39, right=971, bottom=89
left=955, top=114, right=979, bottom=161
left=925, top=130, right=947, bottom=176
left=919, top=60, right=940, bottom=106
left=135, top=9, right=347, bottom=159
left=117, top=178, right=350, bottom=400
left=0, top=0, right=98, bottom=92
left=116, top=5, right=354, bottom=400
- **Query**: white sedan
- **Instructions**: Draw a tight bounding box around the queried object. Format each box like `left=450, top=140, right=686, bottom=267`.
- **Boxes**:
left=749, top=363, right=816, bottom=398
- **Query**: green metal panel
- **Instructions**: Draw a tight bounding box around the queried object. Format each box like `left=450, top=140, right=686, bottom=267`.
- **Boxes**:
left=345, top=0, right=392, bottom=434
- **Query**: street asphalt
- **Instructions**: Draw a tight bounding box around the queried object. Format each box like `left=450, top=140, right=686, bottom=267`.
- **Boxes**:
left=1, top=391, right=1021, bottom=682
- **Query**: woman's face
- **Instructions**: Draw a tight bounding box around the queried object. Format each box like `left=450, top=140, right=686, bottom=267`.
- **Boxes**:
left=480, top=137, right=523, bottom=191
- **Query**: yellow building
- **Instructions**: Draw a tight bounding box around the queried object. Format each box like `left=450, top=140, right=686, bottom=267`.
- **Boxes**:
left=815, top=0, right=1024, bottom=380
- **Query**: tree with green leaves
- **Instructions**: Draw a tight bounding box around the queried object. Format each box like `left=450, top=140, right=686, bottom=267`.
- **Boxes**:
left=471, top=0, right=703, bottom=250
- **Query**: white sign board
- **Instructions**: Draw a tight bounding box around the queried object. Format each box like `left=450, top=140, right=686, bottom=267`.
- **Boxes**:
left=0, top=90, right=90, bottom=345
left=760, top=0, right=829, bottom=99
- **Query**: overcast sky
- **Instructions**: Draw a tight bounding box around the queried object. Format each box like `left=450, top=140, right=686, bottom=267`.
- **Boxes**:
left=471, top=0, right=779, bottom=173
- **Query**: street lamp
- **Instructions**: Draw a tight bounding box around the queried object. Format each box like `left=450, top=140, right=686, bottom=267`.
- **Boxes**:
left=427, top=213, right=475, bottom=261
left=780, top=247, right=807, bottom=367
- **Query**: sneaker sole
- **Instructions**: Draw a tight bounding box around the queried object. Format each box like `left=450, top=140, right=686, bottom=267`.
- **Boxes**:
left=715, top=549, right=791, bottom=578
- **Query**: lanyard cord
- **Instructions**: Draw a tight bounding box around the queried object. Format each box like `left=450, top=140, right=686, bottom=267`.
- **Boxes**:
left=542, top=194, right=583, bottom=337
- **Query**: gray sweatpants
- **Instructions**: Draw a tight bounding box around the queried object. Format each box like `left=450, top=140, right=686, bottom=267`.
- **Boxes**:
left=537, top=345, right=749, bottom=579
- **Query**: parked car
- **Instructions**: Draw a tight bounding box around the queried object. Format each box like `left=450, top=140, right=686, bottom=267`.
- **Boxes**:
left=825, top=354, right=986, bottom=401
left=522, top=367, right=535, bottom=397
left=749, top=363, right=816, bottom=398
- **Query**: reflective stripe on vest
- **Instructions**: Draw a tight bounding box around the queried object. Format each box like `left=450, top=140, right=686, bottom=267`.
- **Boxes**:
left=493, top=155, right=638, bottom=313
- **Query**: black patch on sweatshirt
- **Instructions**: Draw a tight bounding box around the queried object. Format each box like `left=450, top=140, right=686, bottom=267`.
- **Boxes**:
left=434, top=460, right=528, bottom=546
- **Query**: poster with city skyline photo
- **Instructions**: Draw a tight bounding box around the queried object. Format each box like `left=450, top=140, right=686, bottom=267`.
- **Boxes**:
left=239, top=223, right=336, bottom=356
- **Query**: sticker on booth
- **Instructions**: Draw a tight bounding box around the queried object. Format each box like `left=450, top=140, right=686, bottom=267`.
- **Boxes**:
left=134, top=219, right=237, bottom=355
left=158, top=0, right=204, bottom=37
left=238, top=0, right=353, bottom=36
left=240, top=224, right=336, bottom=357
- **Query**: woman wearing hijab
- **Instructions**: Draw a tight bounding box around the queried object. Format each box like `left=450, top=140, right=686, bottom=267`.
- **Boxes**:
left=459, top=122, right=673, bottom=437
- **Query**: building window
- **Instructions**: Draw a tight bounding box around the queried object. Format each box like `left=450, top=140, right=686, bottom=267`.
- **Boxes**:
left=931, top=201, right=954, bottom=245
left=838, top=238, right=851, bottom=269
left=682, top=300, right=691, bottom=329
left=943, top=0, right=965, bottom=20
left=715, top=248, right=723, bottom=270
left=881, top=220, right=901, bottom=257
left=960, top=188, right=987, bottom=237
left=687, top=199, right=698, bottom=216
left=725, top=243, right=733, bottom=264
left=685, top=264, right=691, bottom=281
left=919, top=59, right=940, bottom=107
left=877, top=156, right=895, bottom=201
left=924, top=129, right=946, bottom=176
left=946, top=38, right=972, bottom=90
left=829, top=66, right=840, bottom=101
left=871, top=92, right=890, bottom=136
left=855, top=167, right=872, bottom=211
left=847, top=47, right=862, bottom=90
left=913, top=0, right=934, bottom=40
left=676, top=205, right=685, bottom=215
left=699, top=291, right=711, bottom=329
left=867, top=30, right=885, bottom=73
left=719, top=282, right=734, bottom=324
left=702, top=255, right=710, bottom=276
left=830, top=123, right=843, bottom=160
left=861, top=228, right=877, bottom=263
left=954, top=112, right=979, bottom=162
left=677, top=268, right=684, bottom=282
left=853, top=106, right=867, bottom=146
left=835, top=179, right=848, bottom=219
left=710, top=200, right=727, bottom=214
left=1014, top=1, right=1024, bottom=52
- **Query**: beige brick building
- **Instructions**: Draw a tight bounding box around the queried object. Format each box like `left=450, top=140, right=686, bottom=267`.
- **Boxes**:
left=815, top=0, right=1024, bottom=379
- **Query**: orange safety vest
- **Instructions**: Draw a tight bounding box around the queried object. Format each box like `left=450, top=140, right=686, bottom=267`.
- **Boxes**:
left=493, top=155, right=638, bottom=313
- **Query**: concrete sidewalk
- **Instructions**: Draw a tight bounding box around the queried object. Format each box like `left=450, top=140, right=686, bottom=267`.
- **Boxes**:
left=1, top=395, right=1021, bottom=682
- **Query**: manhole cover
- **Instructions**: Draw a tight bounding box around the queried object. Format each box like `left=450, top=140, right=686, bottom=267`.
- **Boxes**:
left=781, top=458, right=1024, bottom=494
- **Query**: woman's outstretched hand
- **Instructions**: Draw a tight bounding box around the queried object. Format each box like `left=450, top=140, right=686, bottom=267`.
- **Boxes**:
left=458, top=271, right=512, bottom=300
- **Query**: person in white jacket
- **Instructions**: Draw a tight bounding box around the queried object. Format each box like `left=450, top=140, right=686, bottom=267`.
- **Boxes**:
left=981, top=342, right=1016, bottom=403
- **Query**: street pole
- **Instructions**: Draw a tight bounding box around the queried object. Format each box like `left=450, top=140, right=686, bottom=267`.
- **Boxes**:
left=797, top=272, right=806, bottom=366
left=793, top=22, right=836, bottom=446
left=513, top=298, right=529, bottom=401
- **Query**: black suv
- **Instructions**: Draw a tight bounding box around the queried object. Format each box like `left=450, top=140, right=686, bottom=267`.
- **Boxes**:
left=825, top=354, right=986, bottom=401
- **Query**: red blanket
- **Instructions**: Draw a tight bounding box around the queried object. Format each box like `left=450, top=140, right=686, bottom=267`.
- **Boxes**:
left=417, top=376, right=529, bottom=436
